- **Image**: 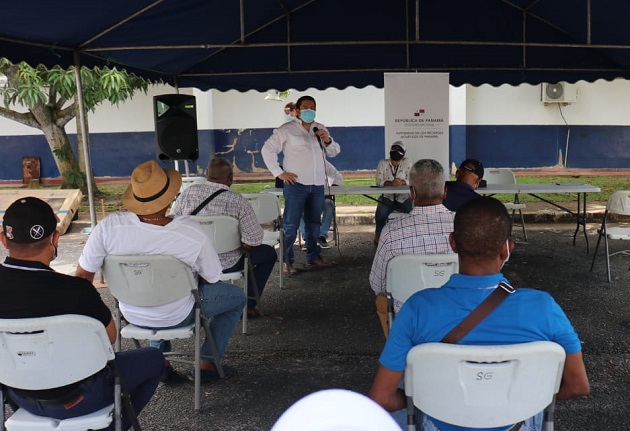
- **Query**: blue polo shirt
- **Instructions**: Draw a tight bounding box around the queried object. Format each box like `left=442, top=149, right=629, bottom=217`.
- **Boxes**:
left=380, top=273, right=582, bottom=431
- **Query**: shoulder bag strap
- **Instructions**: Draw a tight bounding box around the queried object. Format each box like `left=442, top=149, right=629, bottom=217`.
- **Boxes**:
left=441, top=281, right=515, bottom=344
left=190, top=189, right=227, bottom=215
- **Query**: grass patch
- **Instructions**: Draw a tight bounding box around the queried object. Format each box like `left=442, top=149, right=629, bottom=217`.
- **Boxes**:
left=21, top=174, right=623, bottom=215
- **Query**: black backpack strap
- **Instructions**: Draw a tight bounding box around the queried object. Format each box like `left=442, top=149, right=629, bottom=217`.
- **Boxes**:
left=191, top=189, right=227, bottom=215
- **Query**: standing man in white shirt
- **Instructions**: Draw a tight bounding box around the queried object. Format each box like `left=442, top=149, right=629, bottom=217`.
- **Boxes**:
left=261, top=95, right=341, bottom=275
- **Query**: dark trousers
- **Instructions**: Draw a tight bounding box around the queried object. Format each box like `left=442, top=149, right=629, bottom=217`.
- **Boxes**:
left=224, top=244, right=277, bottom=307
left=9, top=347, right=164, bottom=431
left=374, top=196, right=413, bottom=235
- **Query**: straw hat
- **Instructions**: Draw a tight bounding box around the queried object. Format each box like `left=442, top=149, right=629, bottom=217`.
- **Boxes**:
left=123, top=160, right=182, bottom=215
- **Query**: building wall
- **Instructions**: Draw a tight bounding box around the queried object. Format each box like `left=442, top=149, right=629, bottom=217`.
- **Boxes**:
left=0, top=79, right=629, bottom=180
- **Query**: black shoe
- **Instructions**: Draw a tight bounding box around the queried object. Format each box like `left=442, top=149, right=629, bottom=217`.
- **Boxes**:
left=318, top=236, right=330, bottom=249
left=160, top=364, right=176, bottom=383
left=186, top=365, right=234, bottom=383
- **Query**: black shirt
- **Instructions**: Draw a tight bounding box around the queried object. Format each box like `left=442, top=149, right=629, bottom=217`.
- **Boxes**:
left=0, top=257, right=111, bottom=326
left=0, top=257, right=112, bottom=400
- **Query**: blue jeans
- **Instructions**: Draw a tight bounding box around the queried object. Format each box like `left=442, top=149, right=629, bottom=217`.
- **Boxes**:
left=147, top=281, right=245, bottom=362
left=283, top=183, right=324, bottom=264
left=390, top=409, right=543, bottom=431
left=9, top=347, right=163, bottom=431
left=299, top=197, right=335, bottom=239
left=224, top=245, right=277, bottom=307
left=374, top=196, right=413, bottom=235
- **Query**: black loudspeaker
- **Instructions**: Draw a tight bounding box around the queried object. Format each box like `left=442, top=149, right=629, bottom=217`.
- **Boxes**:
left=154, top=94, right=199, bottom=161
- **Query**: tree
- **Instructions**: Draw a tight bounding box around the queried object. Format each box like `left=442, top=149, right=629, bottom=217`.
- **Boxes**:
left=0, top=58, right=152, bottom=190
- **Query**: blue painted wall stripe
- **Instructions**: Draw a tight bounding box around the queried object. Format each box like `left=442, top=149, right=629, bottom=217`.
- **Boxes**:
left=0, top=125, right=628, bottom=180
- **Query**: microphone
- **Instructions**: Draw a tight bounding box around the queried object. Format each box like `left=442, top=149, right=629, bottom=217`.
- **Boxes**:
left=312, top=127, right=323, bottom=149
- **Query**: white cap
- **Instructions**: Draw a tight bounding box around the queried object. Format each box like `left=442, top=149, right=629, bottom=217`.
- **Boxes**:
left=391, top=141, right=406, bottom=153
left=271, top=389, right=400, bottom=431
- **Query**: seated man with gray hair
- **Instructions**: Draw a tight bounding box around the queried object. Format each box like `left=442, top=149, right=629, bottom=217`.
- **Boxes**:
left=369, top=159, right=455, bottom=337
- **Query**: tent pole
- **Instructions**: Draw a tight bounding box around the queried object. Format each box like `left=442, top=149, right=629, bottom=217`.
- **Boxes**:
left=73, top=50, right=97, bottom=229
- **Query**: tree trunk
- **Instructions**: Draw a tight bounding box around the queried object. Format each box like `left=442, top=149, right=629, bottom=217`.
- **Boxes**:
left=40, top=122, right=83, bottom=189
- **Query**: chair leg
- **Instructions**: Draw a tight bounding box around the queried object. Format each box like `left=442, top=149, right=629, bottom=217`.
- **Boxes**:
left=114, top=303, right=122, bottom=353
left=1, top=385, right=6, bottom=431
left=242, top=259, right=248, bottom=335
left=111, top=361, right=142, bottom=430
left=590, top=229, right=604, bottom=272
left=192, top=290, right=225, bottom=381
left=406, top=395, right=417, bottom=431
left=279, top=234, right=285, bottom=289
left=542, top=396, right=557, bottom=431
left=386, top=296, right=395, bottom=334
left=247, top=256, right=262, bottom=314
left=194, top=308, right=201, bottom=411
left=604, top=235, right=612, bottom=283
left=197, top=314, right=225, bottom=380
left=518, top=208, right=527, bottom=241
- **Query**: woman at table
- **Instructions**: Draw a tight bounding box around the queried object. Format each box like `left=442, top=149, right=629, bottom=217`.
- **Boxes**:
left=374, top=142, right=413, bottom=245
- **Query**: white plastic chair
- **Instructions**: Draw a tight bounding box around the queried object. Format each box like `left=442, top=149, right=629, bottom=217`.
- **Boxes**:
left=386, top=254, right=458, bottom=328
left=484, top=168, right=528, bottom=241
left=192, top=214, right=258, bottom=334
left=590, top=190, right=630, bottom=282
left=102, top=255, right=224, bottom=411
left=0, top=315, right=137, bottom=431
left=404, top=341, right=566, bottom=431
left=243, top=193, right=285, bottom=288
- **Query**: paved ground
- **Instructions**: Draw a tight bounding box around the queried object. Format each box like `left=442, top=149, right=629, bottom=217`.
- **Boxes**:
left=3, top=212, right=630, bottom=430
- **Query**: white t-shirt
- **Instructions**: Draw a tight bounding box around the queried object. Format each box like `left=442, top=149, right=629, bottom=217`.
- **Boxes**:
left=78, top=211, right=223, bottom=327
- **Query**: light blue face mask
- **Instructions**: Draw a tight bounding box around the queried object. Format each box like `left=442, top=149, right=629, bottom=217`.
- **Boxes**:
left=285, top=114, right=296, bottom=122
left=299, top=109, right=316, bottom=124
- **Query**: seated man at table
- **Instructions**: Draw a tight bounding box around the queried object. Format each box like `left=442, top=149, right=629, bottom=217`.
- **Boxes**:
left=443, top=158, right=484, bottom=212
left=369, top=159, right=454, bottom=337
left=76, top=160, right=246, bottom=382
left=171, top=157, right=277, bottom=318
left=374, top=141, right=413, bottom=245
left=369, top=196, right=590, bottom=430
left=0, top=197, right=163, bottom=429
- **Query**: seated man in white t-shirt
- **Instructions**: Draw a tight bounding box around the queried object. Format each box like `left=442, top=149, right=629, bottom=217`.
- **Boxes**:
left=76, top=160, right=246, bottom=383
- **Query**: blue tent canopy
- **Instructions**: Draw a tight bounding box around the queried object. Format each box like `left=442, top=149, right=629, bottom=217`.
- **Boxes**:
left=2, top=0, right=630, bottom=90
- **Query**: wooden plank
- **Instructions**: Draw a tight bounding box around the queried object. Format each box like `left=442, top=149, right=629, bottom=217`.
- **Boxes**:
left=0, top=189, right=83, bottom=235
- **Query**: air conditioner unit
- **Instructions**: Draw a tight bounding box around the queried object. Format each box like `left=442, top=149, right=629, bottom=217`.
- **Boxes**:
left=541, top=82, right=577, bottom=104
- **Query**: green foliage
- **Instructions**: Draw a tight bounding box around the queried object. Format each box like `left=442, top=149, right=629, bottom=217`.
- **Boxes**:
left=0, top=59, right=152, bottom=111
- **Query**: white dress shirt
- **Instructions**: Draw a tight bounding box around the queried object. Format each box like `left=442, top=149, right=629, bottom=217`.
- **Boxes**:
left=262, top=120, right=340, bottom=186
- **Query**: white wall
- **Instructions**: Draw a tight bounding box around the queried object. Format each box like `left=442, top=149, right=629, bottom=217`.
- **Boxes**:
left=464, top=79, right=630, bottom=126
left=206, top=86, right=384, bottom=129
left=3, top=78, right=630, bottom=136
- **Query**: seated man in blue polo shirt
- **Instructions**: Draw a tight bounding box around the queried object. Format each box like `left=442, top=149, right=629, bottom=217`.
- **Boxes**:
left=369, top=196, right=589, bottom=431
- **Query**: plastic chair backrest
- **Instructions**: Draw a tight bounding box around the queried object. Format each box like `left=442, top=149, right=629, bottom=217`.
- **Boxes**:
left=243, top=193, right=281, bottom=225
left=191, top=215, right=242, bottom=254
left=103, top=255, right=197, bottom=307
left=386, top=254, right=458, bottom=304
left=405, top=341, right=565, bottom=428
left=0, top=315, right=113, bottom=391
left=607, top=190, right=630, bottom=216
left=484, top=168, right=517, bottom=185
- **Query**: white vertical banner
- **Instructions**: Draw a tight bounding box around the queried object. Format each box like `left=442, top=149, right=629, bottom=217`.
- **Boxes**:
left=384, top=73, right=449, bottom=172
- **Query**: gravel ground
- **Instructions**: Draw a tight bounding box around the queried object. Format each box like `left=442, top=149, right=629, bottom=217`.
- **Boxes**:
left=2, top=221, right=629, bottom=430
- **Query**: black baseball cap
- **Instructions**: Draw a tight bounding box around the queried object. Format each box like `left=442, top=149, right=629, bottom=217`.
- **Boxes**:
left=459, top=159, right=484, bottom=179
left=2, top=197, right=58, bottom=243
